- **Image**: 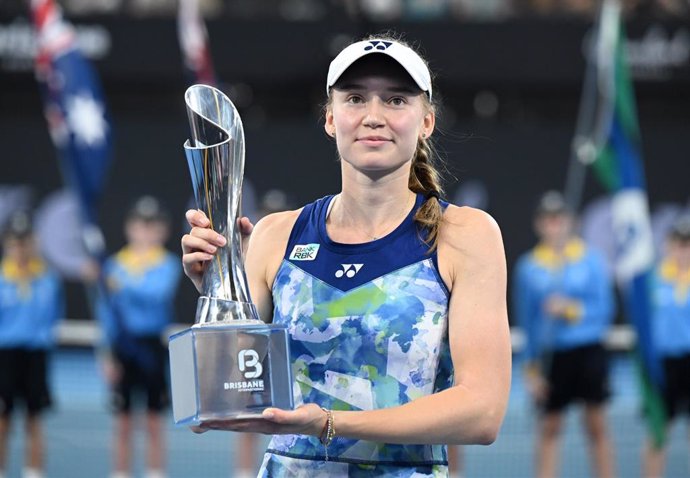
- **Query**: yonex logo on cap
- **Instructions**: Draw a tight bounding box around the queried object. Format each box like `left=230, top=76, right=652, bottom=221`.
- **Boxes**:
left=364, top=41, right=392, bottom=51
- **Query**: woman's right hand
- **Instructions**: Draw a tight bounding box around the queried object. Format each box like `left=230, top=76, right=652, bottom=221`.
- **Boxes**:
left=181, top=209, right=227, bottom=292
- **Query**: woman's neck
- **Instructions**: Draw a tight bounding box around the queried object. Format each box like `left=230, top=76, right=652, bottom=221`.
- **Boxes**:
left=328, top=167, right=415, bottom=242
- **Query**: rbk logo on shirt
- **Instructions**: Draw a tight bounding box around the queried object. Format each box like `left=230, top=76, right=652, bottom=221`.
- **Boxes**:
left=289, top=244, right=320, bottom=261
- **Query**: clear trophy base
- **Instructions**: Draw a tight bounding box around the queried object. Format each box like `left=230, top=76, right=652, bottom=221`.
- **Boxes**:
left=169, top=297, right=294, bottom=425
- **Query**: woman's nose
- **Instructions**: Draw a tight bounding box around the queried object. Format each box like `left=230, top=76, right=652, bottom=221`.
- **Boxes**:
left=363, top=98, right=385, bottom=128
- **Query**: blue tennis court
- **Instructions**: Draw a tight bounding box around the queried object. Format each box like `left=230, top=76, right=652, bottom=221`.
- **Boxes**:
left=3, top=349, right=688, bottom=477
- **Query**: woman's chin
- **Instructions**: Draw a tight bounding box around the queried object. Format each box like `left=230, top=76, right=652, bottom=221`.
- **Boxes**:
left=342, top=157, right=412, bottom=175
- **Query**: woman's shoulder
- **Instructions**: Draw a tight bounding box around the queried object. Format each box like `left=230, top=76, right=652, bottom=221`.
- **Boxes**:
left=256, top=208, right=304, bottom=229
left=439, top=204, right=503, bottom=251
left=252, top=194, right=334, bottom=241
left=436, top=205, right=505, bottom=289
left=438, top=205, right=506, bottom=291
left=250, top=208, right=304, bottom=248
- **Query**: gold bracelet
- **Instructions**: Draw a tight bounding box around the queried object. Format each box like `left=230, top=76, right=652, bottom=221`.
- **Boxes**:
left=319, top=407, right=336, bottom=460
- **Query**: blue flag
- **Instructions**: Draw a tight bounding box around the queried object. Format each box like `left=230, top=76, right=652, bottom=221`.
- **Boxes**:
left=574, top=0, right=666, bottom=447
left=31, top=1, right=154, bottom=368
left=33, top=0, right=112, bottom=226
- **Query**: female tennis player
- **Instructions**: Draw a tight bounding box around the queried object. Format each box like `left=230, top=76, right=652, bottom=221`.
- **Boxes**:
left=182, top=35, right=511, bottom=476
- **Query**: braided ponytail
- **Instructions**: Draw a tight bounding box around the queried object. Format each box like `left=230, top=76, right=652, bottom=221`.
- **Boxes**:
left=409, top=134, right=444, bottom=251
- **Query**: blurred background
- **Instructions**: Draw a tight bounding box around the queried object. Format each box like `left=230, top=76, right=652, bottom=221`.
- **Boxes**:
left=1, top=0, right=689, bottom=477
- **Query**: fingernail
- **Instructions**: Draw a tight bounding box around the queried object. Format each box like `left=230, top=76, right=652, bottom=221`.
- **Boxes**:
left=217, top=235, right=227, bottom=245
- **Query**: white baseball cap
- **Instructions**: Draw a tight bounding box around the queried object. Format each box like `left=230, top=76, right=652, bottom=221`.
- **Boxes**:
left=326, top=39, right=432, bottom=101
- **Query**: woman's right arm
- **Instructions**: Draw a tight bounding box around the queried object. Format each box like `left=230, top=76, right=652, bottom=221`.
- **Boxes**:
left=180, top=208, right=299, bottom=323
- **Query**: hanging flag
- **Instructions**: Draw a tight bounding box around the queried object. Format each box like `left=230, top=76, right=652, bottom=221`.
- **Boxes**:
left=177, top=0, right=216, bottom=85
left=32, top=0, right=112, bottom=227
left=572, top=0, right=666, bottom=447
left=31, top=0, right=153, bottom=368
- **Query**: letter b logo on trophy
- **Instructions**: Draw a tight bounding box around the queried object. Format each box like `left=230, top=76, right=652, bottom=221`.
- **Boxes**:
left=169, top=85, right=294, bottom=425
left=239, top=349, right=262, bottom=379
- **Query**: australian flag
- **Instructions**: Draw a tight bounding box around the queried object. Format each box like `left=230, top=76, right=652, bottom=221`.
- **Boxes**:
left=30, top=1, right=149, bottom=365
left=32, top=0, right=112, bottom=227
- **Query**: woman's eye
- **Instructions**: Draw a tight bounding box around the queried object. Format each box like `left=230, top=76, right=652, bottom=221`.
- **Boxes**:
left=389, top=97, right=406, bottom=106
left=347, top=95, right=363, bottom=104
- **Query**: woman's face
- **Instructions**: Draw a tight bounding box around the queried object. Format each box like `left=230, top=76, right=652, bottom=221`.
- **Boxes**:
left=325, top=56, right=434, bottom=175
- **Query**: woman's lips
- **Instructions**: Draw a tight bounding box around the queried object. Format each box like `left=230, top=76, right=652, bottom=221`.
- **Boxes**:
left=357, top=136, right=392, bottom=146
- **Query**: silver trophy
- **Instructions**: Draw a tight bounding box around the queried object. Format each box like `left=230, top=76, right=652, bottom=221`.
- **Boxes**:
left=169, top=84, right=293, bottom=425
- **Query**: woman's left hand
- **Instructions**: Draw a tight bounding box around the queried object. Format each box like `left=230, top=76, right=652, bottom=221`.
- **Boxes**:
left=191, top=404, right=327, bottom=436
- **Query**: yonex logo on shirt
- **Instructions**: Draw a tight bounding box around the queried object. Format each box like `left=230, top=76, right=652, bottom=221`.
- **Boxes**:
left=289, top=244, right=320, bottom=261
left=335, top=264, right=363, bottom=278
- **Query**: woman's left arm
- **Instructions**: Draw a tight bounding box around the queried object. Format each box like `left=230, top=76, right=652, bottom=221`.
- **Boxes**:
left=228, top=207, right=512, bottom=445
left=329, top=206, right=511, bottom=445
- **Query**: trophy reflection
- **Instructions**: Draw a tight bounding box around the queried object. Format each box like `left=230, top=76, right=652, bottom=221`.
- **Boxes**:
left=169, top=84, right=293, bottom=425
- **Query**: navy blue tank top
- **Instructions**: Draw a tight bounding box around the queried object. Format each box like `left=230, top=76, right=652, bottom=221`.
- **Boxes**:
left=260, top=193, right=453, bottom=477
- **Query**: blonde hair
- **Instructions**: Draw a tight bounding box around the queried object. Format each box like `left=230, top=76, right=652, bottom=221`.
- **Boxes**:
left=409, top=130, right=444, bottom=251
left=327, top=33, right=445, bottom=250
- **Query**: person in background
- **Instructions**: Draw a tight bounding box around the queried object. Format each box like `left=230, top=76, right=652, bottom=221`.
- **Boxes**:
left=514, top=191, right=616, bottom=478
left=644, top=215, right=690, bottom=478
left=98, top=196, right=181, bottom=478
left=0, top=212, right=63, bottom=478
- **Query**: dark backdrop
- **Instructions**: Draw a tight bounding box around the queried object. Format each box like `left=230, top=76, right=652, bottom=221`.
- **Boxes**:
left=1, top=16, right=688, bottom=323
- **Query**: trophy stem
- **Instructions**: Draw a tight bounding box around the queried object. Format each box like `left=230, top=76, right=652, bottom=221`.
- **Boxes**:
left=201, top=147, right=229, bottom=297
left=193, top=296, right=260, bottom=326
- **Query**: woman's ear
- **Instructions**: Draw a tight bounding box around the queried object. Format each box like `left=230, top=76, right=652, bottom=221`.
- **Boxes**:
left=421, top=110, right=436, bottom=140
left=324, top=107, right=335, bottom=138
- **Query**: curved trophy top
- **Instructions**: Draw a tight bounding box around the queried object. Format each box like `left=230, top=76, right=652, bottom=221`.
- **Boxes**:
left=184, top=84, right=244, bottom=151
left=183, top=84, right=256, bottom=324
